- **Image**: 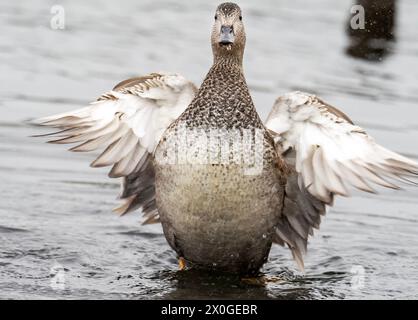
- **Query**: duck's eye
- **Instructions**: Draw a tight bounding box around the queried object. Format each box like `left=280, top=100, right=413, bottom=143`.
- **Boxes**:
left=239, top=15, right=242, bottom=21
left=214, top=15, right=218, bottom=20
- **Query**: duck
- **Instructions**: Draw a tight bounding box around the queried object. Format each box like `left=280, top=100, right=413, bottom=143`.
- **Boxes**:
left=34, top=2, right=418, bottom=275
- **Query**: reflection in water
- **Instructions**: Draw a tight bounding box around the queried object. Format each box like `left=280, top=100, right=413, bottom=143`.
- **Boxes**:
left=158, top=269, right=343, bottom=300
left=346, top=0, right=396, bottom=61
left=161, top=270, right=271, bottom=300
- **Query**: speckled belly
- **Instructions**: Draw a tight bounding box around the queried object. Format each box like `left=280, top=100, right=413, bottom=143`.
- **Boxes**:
left=154, top=130, right=284, bottom=274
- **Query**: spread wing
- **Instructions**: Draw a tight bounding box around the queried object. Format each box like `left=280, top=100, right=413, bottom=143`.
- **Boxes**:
left=34, top=72, right=197, bottom=223
left=265, top=91, right=418, bottom=271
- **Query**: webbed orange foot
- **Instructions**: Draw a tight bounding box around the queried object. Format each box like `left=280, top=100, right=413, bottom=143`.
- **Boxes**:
left=178, top=257, right=186, bottom=271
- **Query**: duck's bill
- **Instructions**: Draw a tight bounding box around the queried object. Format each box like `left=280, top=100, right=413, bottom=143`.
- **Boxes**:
left=219, top=25, right=234, bottom=45
left=219, top=39, right=234, bottom=46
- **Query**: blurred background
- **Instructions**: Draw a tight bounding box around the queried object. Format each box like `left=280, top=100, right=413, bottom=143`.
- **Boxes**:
left=0, top=0, right=417, bottom=299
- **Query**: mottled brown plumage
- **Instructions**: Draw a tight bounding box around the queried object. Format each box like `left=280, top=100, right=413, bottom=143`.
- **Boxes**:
left=34, top=2, right=418, bottom=274
left=154, top=3, right=288, bottom=274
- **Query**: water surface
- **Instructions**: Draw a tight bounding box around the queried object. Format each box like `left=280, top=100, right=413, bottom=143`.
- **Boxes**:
left=1, top=0, right=418, bottom=299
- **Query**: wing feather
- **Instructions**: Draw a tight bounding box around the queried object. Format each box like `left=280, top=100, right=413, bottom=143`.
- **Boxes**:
left=266, top=91, right=418, bottom=271
left=266, top=91, right=418, bottom=196
left=34, top=72, right=197, bottom=221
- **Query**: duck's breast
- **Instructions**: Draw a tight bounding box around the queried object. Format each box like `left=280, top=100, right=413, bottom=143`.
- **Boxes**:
left=154, top=125, right=285, bottom=273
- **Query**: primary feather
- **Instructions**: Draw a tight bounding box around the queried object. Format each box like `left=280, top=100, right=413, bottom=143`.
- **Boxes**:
left=34, top=72, right=197, bottom=220
left=266, top=91, right=418, bottom=270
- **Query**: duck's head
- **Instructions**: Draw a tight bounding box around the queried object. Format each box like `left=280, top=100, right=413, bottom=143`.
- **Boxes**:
left=211, top=2, right=246, bottom=63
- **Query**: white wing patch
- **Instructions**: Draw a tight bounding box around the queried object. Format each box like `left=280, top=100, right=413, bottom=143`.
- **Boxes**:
left=35, top=72, right=195, bottom=177
left=34, top=72, right=196, bottom=218
left=266, top=91, right=418, bottom=203
left=267, top=91, right=418, bottom=271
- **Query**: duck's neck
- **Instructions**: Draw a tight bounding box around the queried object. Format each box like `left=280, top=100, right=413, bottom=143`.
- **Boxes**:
left=208, top=55, right=244, bottom=83
left=213, top=52, right=243, bottom=70
left=181, top=49, right=262, bottom=128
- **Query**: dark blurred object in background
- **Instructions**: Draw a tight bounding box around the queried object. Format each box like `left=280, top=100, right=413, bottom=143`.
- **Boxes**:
left=346, top=0, right=396, bottom=62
